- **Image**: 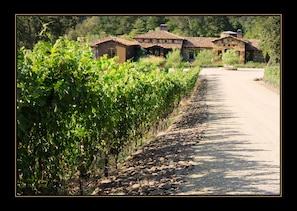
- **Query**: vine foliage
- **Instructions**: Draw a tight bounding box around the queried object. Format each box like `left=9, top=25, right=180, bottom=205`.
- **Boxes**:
left=17, top=36, right=200, bottom=195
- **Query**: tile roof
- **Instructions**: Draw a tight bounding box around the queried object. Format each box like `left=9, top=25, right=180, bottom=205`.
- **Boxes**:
left=211, top=35, right=248, bottom=43
left=134, top=30, right=184, bottom=40
left=183, top=35, right=259, bottom=50
left=90, top=33, right=260, bottom=51
left=90, top=36, right=139, bottom=47
left=183, top=37, right=217, bottom=48
left=137, top=42, right=183, bottom=49
left=245, top=39, right=260, bottom=50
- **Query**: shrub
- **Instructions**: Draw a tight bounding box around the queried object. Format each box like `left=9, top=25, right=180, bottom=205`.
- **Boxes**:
left=138, top=55, right=166, bottom=67
left=264, top=65, right=280, bottom=87
left=193, top=49, right=214, bottom=67
left=222, top=49, right=240, bottom=66
left=165, top=48, right=183, bottom=69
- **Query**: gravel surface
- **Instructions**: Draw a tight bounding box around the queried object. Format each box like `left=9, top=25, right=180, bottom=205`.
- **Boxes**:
left=90, top=67, right=281, bottom=196
left=177, top=67, right=281, bottom=196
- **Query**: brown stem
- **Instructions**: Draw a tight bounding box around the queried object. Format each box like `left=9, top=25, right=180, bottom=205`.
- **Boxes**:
left=104, top=155, right=109, bottom=177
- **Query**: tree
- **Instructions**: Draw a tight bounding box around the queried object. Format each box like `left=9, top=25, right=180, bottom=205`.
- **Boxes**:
left=202, top=16, right=233, bottom=37
left=16, top=16, right=41, bottom=50
left=67, top=16, right=101, bottom=41
left=237, top=16, right=263, bottom=39
left=147, top=16, right=167, bottom=31
left=16, top=15, right=80, bottom=50
left=129, top=17, right=147, bottom=37
left=116, top=16, right=137, bottom=35
left=258, top=15, right=281, bottom=65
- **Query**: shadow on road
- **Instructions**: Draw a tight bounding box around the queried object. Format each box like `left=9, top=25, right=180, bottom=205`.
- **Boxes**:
left=176, top=74, right=280, bottom=196
left=92, top=75, right=280, bottom=196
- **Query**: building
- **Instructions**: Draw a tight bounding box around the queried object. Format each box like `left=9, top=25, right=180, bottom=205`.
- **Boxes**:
left=90, top=36, right=140, bottom=63
left=90, top=25, right=265, bottom=64
left=133, top=24, right=184, bottom=58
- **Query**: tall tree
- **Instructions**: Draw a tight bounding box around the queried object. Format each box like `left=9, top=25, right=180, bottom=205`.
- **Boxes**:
left=258, top=15, right=281, bottom=65
left=16, top=15, right=80, bottom=50
left=116, top=16, right=137, bottom=35
left=202, top=16, right=233, bottom=37
left=146, top=16, right=167, bottom=31
left=239, top=16, right=263, bottom=39
left=16, top=16, right=40, bottom=50
left=129, top=17, right=147, bottom=37
left=67, top=16, right=102, bottom=41
left=227, top=16, right=244, bottom=33
left=166, top=16, right=203, bottom=37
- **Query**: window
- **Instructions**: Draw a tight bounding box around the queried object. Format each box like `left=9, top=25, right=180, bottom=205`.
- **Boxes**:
left=246, top=51, right=253, bottom=61
left=189, top=49, right=195, bottom=60
left=107, top=48, right=116, bottom=58
left=92, top=48, right=99, bottom=59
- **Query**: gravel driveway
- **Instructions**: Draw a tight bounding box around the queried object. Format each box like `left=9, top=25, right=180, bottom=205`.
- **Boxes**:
left=177, top=67, right=281, bottom=195
left=91, top=67, right=281, bottom=196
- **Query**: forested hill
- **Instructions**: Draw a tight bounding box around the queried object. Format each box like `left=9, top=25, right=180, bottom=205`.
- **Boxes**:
left=16, top=15, right=272, bottom=49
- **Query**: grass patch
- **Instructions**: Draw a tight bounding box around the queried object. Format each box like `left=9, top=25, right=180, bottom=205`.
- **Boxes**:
left=263, top=65, right=280, bottom=87
left=235, top=61, right=267, bottom=68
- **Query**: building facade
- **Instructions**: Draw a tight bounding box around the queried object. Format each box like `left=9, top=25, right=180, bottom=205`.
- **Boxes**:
left=90, top=36, right=140, bottom=63
left=90, top=25, right=265, bottom=64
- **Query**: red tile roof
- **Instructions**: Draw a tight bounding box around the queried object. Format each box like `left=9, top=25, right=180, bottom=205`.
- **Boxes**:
left=90, top=36, right=139, bottom=47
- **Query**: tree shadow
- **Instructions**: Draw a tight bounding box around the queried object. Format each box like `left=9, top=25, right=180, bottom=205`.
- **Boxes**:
left=177, top=73, right=281, bottom=196
left=92, top=75, right=280, bottom=196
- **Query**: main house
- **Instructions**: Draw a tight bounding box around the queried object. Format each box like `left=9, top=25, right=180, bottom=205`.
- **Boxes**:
left=90, top=24, right=265, bottom=64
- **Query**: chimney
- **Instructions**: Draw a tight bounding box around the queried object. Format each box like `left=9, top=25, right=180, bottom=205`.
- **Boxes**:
left=237, top=29, right=242, bottom=38
left=160, top=24, right=168, bottom=31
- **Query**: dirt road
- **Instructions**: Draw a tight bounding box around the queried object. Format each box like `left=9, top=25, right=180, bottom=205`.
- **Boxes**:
left=91, top=67, right=281, bottom=196
left=177, top=67, right=281, bottom=195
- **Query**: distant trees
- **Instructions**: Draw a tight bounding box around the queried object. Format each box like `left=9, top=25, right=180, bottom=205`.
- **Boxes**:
left=16, top=15, right=281, bottom=65
left=166, top=16, right=233, bottom=37
left=16, top=16, right=80, bottom=51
